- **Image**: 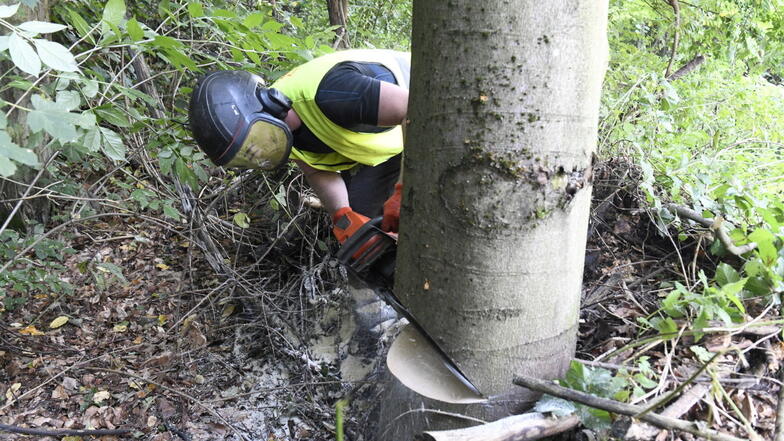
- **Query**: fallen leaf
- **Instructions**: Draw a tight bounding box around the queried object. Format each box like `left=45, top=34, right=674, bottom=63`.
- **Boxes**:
left=19, top=325, right=44, bottom=336
left=62, top=437, right=82, bottom=441
left=52, top=385, right=69, bottom=400
left=92, top=390, right=111, bottom=404
left=156, top=263, right=170, bottom=270
left=49, top=316, right=69, bottom=329
left=5, top=383, right=21, bottom=401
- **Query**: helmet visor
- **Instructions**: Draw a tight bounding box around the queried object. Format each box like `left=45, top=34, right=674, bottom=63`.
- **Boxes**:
left=225, top=117, right=292, bottom=170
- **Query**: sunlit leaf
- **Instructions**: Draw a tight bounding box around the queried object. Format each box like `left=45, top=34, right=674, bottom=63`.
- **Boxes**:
left=99, top=127, right=126, bottom=161
left=49, top=316, right=69, bottom=329
left=18, top=21, right=67, bottom=34
left=102, top=0, right=126, bottom=27
left=8, top=33, right=41, bottom=76
left=126, top=17, right=144, bottom=41
left=0, top=3, right=20, bottom=19
left=33, top=39, right=78, bottom=72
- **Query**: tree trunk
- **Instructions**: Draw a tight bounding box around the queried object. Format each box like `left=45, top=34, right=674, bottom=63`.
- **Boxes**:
left=377, top=0, right=608, bottom=438
left=325, top=0, right=349, bottom=49
left=0, top=0, right=51, bottom=229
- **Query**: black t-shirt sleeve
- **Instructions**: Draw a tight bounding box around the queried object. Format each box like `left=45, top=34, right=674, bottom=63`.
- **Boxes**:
left=315, top=61, right=397, bottom=133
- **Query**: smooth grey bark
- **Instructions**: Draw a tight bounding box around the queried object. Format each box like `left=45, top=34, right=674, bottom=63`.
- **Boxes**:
left=377, top=0, right=608, bottom=438
left=0, top=0, right=51, bottom=229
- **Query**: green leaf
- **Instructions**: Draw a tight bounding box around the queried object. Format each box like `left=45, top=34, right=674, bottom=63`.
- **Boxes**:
left=162, top=202, right=180, bottom=221
left=0, top=36, right=8, bottom=52
left=187, top=1, right=204, bottom=18
left=102, top=0, right=126, bottom=27
left=534, top=395, right=576, bottom=417
left=82, top=127, right=102, bottom=153
left=27, top=95, right=81, bottom=142
left=96, top=262, right=127, bottom=284
left=18, top=21, right=67, bottom=34
left=34, top=39, right=78, bottom=72
left=0, top=131, right=39, bottom=167
left=126, top=17, right=144, bottom=41
left=651, top=316, right=678, bottom=335
left=99, top=127, right=125, bottom=161
left=0, top=156, right=16, bottom=177
left=8, top=33, right=41, bottom=76
left=233, top=213, right=250, bottom=229
left=94, top=106, right=131, bottom=127
left=68, top=10, right=94, bottom=43
left=715, top=263, right=740, bottom=286
left=0, top=3, right=20, bottom=19
left=749, top=228, right=777, bottom=263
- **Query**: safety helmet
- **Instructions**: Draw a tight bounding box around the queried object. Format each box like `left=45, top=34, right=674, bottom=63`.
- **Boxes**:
left=188, top=70, right=294, bottom=170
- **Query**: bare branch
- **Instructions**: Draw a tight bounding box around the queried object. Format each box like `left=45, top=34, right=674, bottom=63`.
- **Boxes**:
left=664, top=0, right=681, bottom=78
left=513, top=375, right=748, bottom=441
left=665, top=203, right=757, bottom=256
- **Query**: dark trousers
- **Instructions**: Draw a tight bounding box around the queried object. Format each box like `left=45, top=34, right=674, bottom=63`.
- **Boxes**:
left=341, top=154, right=401, bottom=218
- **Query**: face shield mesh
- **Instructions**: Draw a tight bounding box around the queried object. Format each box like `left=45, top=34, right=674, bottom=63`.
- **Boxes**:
left=225, top=118, right=292, bottom=170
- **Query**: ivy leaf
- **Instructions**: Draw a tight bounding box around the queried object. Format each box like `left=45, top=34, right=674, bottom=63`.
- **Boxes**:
left=18, top=21, right=67, bottom=34
left=8, top=32, right=41, bottom=76
left=0, top=3, right=20, bottom=19
left=33, top=39, right=78, bottom=72
left=102, top=0, right=126, bottom=27
left=99, top=127, right=126, bottom=162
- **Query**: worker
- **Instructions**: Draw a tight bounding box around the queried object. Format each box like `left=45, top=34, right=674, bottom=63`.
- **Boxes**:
left=187, top=49, right=410, bottom=244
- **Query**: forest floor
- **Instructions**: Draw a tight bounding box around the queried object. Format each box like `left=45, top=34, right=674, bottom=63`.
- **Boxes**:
left=0, top=159, right=780, bottom=441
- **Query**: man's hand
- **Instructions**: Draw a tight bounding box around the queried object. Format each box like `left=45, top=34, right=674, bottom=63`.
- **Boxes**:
left=332, top=207, right=370, bottom=244
left=382, top=183, right=402, bottom=232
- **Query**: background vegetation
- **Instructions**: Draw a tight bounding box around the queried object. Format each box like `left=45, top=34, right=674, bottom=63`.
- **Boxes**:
left=0, top=0, right=782, bottom=439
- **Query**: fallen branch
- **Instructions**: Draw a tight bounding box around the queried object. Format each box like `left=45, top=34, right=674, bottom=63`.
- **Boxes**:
left=0, top=424, right=130, bottom=437
left=417, top=412, right=579, bottom=441
left=665, top=203, right=757, bottom=256
left=624, top=384, right=710, bottom=440
left=513, top=375, right=747, bottom=441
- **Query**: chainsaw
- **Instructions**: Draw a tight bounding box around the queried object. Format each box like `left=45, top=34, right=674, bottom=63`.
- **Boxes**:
left=336, top=217, right=482, bottom=397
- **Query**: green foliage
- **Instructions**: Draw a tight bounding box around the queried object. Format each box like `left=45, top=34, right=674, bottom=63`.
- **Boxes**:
left=535, top=360, right=657, bottom=430
left=0, top=229, right=75, bottom=306
left=604, top=0, right=784, bottom=344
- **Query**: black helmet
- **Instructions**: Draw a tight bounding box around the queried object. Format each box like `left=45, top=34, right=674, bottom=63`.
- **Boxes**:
left=188, top=70, right=294, bottom=169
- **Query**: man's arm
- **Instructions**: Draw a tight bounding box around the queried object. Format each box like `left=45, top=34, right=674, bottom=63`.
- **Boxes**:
left=294, top=159, right=349, bottom=216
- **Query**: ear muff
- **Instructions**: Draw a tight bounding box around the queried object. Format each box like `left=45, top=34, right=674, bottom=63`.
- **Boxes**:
left=258, top=87, right=292, bottom=120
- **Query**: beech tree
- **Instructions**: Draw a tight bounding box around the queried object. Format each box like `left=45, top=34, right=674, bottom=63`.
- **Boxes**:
left=379, top=0, right=609, bottom=438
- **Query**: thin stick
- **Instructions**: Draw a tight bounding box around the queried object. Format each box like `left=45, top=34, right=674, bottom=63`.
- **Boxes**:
left=513, top=375, right=746, bottom=441
left=0, top=424, right=130, bottom=437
